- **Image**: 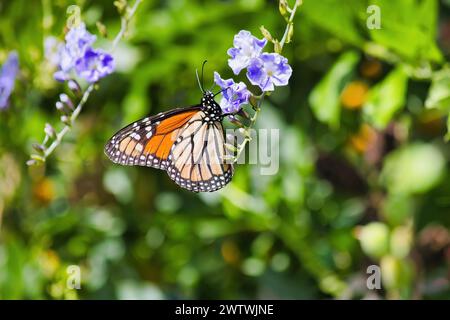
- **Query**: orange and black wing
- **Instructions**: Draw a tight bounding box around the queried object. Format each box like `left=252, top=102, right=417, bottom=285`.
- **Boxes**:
left=104, top=106, right=201, bottom=170
left=166, top=111, right=234, bottom=192
left=105, top=106, right=234, bottom=192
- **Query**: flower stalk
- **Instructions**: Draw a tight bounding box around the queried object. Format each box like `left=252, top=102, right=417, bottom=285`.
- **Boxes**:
left=231, top=0, right=301, bottom=163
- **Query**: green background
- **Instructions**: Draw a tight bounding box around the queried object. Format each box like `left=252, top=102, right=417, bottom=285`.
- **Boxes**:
left=0, top=0, right=449, bottom=299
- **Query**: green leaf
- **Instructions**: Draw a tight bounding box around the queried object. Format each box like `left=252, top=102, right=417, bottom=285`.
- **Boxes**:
left=302, top=0, right=365, bottom=46
left=381, top=194, right=414, bottom=226
left=363, top=66, right=408, bottom=129
left=367, top=0, right=442, bottom=63
left=381, top=143, right=446, bottom=195
left=425, top=68, right=450, bottom=111
left=309, top=51, right=359, bottom=129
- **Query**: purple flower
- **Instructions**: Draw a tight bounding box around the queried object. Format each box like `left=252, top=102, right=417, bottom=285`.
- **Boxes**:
left=54, top=70, right=70, bottom=82
left=0, top=52, right=19, bottom=110
left=247, top=53, right=292, bottom=91
left=75, top=48, right=115, bottom=83
left=227, top=30, right=267, bottom=75
left=214, top=72, right=250, bottom=113
left=44, top=36, right=61, bottom=66
left=65, top=23, right=96, bottom=57
left=53, top=23, right=96, bottom=82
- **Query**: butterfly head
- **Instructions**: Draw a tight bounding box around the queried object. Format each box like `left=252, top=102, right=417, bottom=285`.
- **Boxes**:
left=201, top=90, right=223, bottom=121
left=202, top=90, right=214, bottom=101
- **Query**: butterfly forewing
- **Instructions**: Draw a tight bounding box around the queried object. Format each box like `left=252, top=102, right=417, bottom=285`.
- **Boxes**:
left=104, top=107, right=200, bottom=169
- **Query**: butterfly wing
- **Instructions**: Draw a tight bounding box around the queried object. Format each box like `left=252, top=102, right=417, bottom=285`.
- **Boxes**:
left=166, top=110, right=234, bottom=192
left=104, top=106, right=201, bottom=169
left=105, top=106, right=234, bottom=192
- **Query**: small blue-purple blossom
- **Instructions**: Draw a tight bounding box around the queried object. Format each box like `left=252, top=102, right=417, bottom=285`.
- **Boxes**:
left=65, top=23, right=96, bottom=57
left=214, top=72, right=250, bottom=113
left=52, top=22, right=114, bottom=83
left=247, top=53, right=292, bottom=92
left=54, top=23, right=96, bottom=81
left=0, top=52, right=19, bottom=110
left=227, top=30, right=267, bottom=75
left=75, top=48, right=115, bottom=83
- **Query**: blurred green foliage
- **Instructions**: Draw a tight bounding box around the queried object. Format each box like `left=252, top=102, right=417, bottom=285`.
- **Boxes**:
left=0, top=0, right=449, bottom=300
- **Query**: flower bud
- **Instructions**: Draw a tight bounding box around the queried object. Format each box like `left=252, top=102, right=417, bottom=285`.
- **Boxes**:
left=286, top=22, right=294, bottom=44
left=32, top=143, right=46, bottom=154
left=279, top=0, right=289, bottom=18
left=114, top=0, right=127, bottom=14
left=259, top=26, right=274, bottom=42
left=31, top=154, right=45, bottom=162
left=27, top=159, right=38, bottom=166
left=68, top=80, right=81, bottom=94
left=60, top=115, right=70, bottom=126
left=96, top=21, right=108, bottom=38
left=249, top=95, right=259, bottom=110
left=274, top=40, right=282, bottom=54
left=55, top=101, right=65, bottom=112
left=237, top=109, right=250, bottom=120
left=229, top=117, right=244, bottom=127
left=60, top=93, right=74, bottom=110
left=44, top=123, right=56, bottom=138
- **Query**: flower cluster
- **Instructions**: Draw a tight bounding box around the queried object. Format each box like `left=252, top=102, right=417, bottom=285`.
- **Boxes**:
left=214, top=30, right=292, bottom=113
left=213, top=72, right=250, bottom=114
left=0, top=51, right=19, bottom=110
left=28, top=1, right=143, bottom=167
left=52, top=23, right=115, bottom=83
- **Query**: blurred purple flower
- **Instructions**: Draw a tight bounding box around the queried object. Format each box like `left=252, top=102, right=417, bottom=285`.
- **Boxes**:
left=0, top=52, right=19, bottom=110
left=53, top=23, right=97, bottom=82
left=75, top=48, right=115, bottom=83
left=65, top=23, right=96, bottom=57
left=227, top=30, right=267, bottom=75
left=44, top=36, right=61, bottom=66
left=214, top=71, right=250, bottom=113
left=247, top=53, right=292, bottom=91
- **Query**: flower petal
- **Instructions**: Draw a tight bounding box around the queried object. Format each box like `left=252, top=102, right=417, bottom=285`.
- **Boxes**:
left=246, top=53, right=292, bottom=91
left=214, top=72, right=250, bottom=113
left=227, top=30, right=267, bottom=75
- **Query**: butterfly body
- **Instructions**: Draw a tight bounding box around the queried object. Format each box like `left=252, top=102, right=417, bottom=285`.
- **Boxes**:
left=105, top=91, right=234, bottom=193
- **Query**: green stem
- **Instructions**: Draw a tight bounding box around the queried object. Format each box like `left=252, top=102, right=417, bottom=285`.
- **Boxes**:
left=112, top=0, right=142, bottom=49
left=43, top=84, right=94, bottom=158
left=279, top=0, right=301, bottom=48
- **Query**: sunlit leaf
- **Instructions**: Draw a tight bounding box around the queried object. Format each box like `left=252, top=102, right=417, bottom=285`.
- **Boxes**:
left=381, top=143, right=446, bottom=195
left=302, top=0, right=365, bottom=46
left=425, top=68, right=450, bottom=111
left=309, top=51, right=359, bottom=129
left=367, top=0, right=442, bottom=63
left=358, top=222, right=390, bottom=259
left=363, top=66, right=408, bottom=128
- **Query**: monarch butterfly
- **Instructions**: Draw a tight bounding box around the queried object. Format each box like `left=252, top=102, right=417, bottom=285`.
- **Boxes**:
left=104, top=65, right=235, bottom=193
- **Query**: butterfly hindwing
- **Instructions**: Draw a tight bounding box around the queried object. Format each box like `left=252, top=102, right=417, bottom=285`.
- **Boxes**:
left=166, top=111, right=234, bottom=192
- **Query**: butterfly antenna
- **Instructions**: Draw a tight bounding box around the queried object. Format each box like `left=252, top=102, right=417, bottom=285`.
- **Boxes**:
left=195, top=68, right=204, bottom=93
left=201, top=60, right=208, bottom=92
left=213, top=85, right=230, bottom=97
